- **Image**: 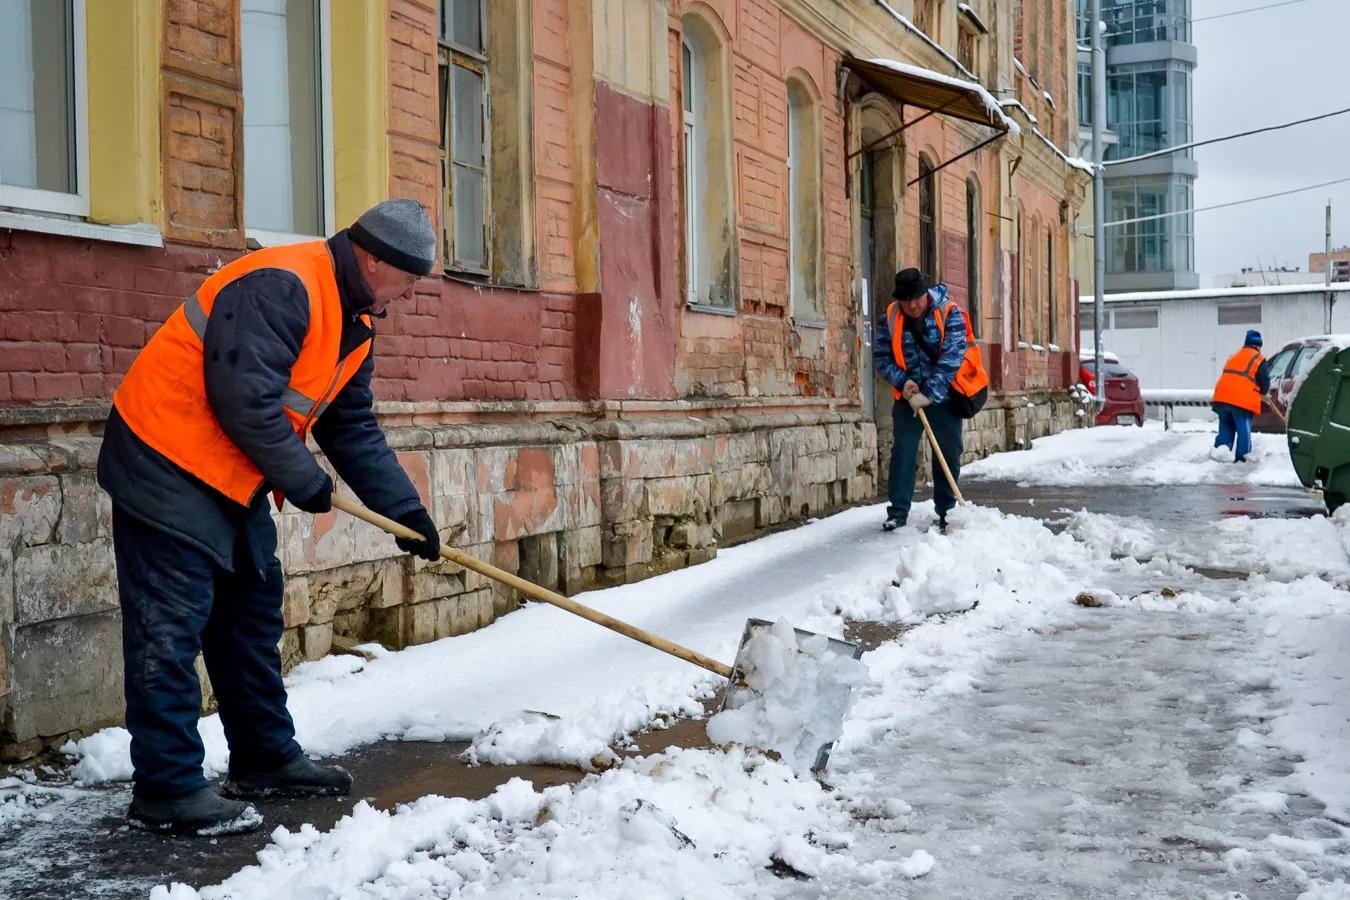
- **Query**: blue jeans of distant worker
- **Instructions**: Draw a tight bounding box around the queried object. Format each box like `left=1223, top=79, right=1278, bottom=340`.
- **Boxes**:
left=1214, top=405, right=1253, bottom=461
left=888, top=398, right=963, bottom=523
left=113, top=504, right=301, bottom=800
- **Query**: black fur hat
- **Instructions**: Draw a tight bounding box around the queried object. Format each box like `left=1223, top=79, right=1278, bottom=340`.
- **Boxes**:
left=892, top=267, right=929, bottom=301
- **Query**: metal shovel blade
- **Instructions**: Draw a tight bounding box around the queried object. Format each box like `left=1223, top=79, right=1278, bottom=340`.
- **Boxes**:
left=720, top=618, right=864, bottom=773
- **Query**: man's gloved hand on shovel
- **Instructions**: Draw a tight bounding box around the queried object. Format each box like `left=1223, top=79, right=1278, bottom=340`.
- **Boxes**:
left=908, top=391, right=933, bottom=412
left=289, top=474, right=334, bottom=514
left=394, top=507, right=442, bottom=561
left=901, top=380, right=920, bottom=399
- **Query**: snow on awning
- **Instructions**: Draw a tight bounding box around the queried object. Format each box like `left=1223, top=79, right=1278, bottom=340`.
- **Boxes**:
left=845, top=57, right=1018, bottom=136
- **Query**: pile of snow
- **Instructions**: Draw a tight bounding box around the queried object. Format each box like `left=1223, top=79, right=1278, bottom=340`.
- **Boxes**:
left=152, top=747, right=904, bottom=900
left=965, top=420, right=1300, bottom=487
left=706, top=619, right=868, bottom=773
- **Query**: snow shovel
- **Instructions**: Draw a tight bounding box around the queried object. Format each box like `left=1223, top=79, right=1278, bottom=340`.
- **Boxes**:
left=916, top=406, right=966, bottom=506
left=331, top=495, right=862, bottom=770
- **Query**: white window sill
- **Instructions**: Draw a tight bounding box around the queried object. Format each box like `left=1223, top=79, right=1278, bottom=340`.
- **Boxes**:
left=793, top=318, right=827, bottom=330
left=687, top=302, right=737, bottom=317
left=0, top=209, right=163, bottom=248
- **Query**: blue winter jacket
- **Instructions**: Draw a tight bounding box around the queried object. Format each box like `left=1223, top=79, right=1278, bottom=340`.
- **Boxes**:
left=873, top=284, right=969, bottom=405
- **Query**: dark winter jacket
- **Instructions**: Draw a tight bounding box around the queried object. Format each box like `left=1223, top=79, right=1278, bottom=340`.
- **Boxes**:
left=872, top=284, right=969, bottom=405
left=97, top=231, right=422, bottom=571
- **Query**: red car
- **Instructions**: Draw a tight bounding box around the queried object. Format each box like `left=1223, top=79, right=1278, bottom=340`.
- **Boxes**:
left=1079, top=353, right=1145, bottom=426
left=1252, top=335, right=1340, bottom=434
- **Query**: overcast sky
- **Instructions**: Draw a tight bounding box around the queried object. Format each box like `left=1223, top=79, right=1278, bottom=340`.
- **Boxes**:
left=1192, top=0, right=1350, bottom=281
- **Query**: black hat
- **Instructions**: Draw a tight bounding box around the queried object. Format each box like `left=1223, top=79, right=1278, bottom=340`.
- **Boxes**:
left=893, top=268, right=930, bottom=301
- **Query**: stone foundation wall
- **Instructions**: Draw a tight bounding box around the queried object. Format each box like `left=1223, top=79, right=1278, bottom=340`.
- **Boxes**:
left=0, top=403, right=875, bottom=761
left=877, top=390, right=1085, bottom=492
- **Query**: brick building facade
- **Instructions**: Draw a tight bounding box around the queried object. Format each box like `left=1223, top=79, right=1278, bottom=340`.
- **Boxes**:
left=0, top=0, right=1087, bottom=759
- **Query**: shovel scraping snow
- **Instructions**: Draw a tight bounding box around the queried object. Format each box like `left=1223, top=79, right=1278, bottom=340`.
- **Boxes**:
left=332, top=495, right=862, bottom=770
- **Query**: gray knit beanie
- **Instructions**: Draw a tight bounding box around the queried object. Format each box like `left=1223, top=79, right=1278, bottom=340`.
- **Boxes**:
left=348, top=199, right=436, bottom=276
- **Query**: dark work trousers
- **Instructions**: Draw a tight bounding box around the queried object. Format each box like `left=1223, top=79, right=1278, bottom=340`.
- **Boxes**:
left=887, top=398, right=964, bottom=523
left=112, top=504, right=301, bottom=799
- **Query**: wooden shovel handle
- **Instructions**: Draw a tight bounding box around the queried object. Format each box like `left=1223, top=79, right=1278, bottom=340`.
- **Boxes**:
left=916, top=407, right=967, bottom=506
left=330, top=494, right=734, bottom=679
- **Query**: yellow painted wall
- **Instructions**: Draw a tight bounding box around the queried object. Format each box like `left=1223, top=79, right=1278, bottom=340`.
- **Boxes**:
left=86, top=0, right=161, bottom=226
left=331, top=0, right=389, bottom=227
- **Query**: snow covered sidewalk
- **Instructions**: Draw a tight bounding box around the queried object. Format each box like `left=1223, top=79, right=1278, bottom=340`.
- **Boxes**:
left=4, top=475, right=1348, bottom=898
left=965, top=419, right=1300, bottom=488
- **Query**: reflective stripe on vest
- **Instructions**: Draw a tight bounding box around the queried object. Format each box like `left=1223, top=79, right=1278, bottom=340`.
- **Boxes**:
left=113, top=240, right=372, bottom=506
left=180, top=294, right=336, bottom=422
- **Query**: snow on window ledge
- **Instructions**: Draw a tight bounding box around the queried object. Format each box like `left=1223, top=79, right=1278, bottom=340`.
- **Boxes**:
left=1032, top=344, right=1046, bottom=352
left=1048, top=343, right=1062, bottom=352
left=1017, top=340, right=1031, bottom=349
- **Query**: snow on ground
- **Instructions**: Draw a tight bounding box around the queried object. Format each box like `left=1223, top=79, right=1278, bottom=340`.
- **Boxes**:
left=83, top=500, right=1345, bottom=899
left=965, top=419, right=1300, bottom=488
left=21, top=443, right=1344, bottom=899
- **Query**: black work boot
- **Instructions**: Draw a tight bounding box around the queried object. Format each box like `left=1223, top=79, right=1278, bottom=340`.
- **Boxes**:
left=127, top=787, right=263, bottom=837
left=222, top=754, right=353, bottom=799
left=882, top=514, right=906, bottom=532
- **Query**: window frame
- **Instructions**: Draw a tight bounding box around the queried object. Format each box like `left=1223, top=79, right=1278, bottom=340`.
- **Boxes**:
left=1291, top=345, right=1321, bottom=377
left=1113, top=306, right=1159, bottom=330
left=682, top=36, right=700, bottom=306
left=786, top=78, right=822, bottom=323
left=242, top=0, right=336, bottom=247
left=1266, top=348, right=1295, bottom=381
left=1216, top=302, right=1261, bottom=326
left=918, top=155, right=938, bottom=282
left=0, top=0, right=90, bottom=219
left=438, top=0, right=492, bottom=276
left=965, top=176, right=980, bottom=338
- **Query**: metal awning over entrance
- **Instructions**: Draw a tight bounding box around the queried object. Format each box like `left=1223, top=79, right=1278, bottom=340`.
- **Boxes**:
left=843, top=57, right=1017, bottom=184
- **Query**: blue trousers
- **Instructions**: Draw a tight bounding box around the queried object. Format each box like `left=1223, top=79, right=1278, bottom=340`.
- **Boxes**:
left=1214, top=406, right=1253, bottom=461
left=888, top=399, right=964, bottom=522
left=113, top=505, right=300, bottom=799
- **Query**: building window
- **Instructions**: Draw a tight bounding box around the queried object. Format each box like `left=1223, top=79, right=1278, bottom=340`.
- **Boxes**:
left=1217, top=303, right=1262, bottom=325
left=1114, top=307, right=1158, bottom=329
left=242, top=0, right=331, bottom=240
left=918, top=155, right=938, bottom=282
left=965, top=177, right=981, bottom=338
left=682, top=37, right=700, bottom=304
left=957, top=24, right=978, bottom=78
left=1106, top=60, right=1192, bottom=160
left=1046, top=230, right=1055, bottom=345
left=1077, top=61, right=1091, bottom=128
left=0, top=0, right=87, bottom=217
left=914, top=0, right=937, bottom=38
left=1107, top=175, right=1194, bottom=275
left=1104, top=0, right=1191, bottom=45
left=787, top=78, right=821, bottom=321
left=438, top=0, right=489, bottom=273
left=680, top=14, right=737, bottom=309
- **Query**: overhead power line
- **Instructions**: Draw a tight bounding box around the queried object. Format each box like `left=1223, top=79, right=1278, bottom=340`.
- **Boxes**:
left=1104, top=175, right=1350, bottom=228
left=1104, top=105, right=1350, bottom=167
left=1193, top=0, right=1315, bottom=22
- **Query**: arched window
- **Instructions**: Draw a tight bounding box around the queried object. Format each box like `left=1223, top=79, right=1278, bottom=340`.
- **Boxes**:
left=680, top=14, right=737, bottom=309
left=1046, top=228, right=1056, bottom=346
left=965, top=177, right=980, bottom=338
left=918, top=155, right=938, bottom=282
left=787, top=77, right=821, bottom=320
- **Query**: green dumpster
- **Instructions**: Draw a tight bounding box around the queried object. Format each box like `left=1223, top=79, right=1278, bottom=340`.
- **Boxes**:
left=1287, top=342, right=1350, bottom=513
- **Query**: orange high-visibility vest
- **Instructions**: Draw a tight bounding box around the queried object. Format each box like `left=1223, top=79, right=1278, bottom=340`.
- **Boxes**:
left=113, top=241, right=371, bottom=506
left=1213, top=346, right=1265, bottom=415
left=885, top=298, right=989, bottom=402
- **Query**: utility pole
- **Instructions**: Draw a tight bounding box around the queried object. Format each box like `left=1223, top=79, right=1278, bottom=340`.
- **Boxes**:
left=1326, top=201, right=1334, bottom=333
left=1091, top=0, right=1106, bottom=404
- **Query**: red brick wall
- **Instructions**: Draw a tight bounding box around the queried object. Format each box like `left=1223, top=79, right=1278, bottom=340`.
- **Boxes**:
left=669, top=1, right=857, bottom=400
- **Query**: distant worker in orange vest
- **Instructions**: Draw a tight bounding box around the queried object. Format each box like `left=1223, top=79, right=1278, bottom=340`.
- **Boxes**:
left=1211, top=329, right=1271, bottom=463
left=874, top=268, right=989, bottom=533
left=97, top=200, right=444, bottom=836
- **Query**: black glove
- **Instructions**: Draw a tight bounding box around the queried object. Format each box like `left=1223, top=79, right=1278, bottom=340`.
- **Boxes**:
left=290, top=474, right=334, bottom=514
left=394, top=507, right=441, bottom=561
